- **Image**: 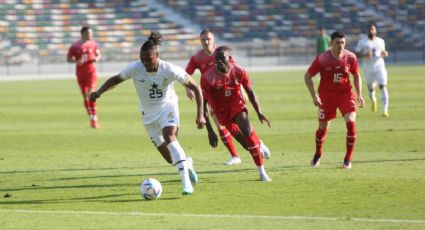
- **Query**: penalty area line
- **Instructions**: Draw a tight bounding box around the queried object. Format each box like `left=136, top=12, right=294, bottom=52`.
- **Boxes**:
left=0, top=209, right=424, bottom=224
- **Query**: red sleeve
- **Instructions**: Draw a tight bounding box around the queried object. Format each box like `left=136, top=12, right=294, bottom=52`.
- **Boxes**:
left=238, top=66, right=252, bottom=90
left=307, top=56, right=321, bottom=77
left=90, top=42, right=99, bottom=61
left=67, top=45, right=75, bottom=60
left=185, top=56, right=197, bottom=75
left=350, top=56, right=359, bottom=75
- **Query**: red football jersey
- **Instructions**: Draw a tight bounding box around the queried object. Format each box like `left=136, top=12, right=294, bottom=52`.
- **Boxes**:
left=67, top=40, right=98, bottom=76
left=185, top=47, right=216, bottom=76
left=186, top=46, right=236, bottom=76
left=201, top=63, right=251, bottom=123
left=308, top=50, right=359, bottom=100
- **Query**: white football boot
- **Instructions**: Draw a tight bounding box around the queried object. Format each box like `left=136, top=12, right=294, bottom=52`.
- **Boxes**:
left=342, top=160, right=352, bottom=169
left=224, top=156, right=242, bottom=165
left=259, top=173, right=272, bottom=182
left=259, top=140, right=271, bottom=159
left=186, top=157, right=198, bottom=185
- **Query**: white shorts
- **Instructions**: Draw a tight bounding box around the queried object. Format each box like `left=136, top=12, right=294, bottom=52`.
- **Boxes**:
left=364, top=68, right=388, bottom=86
left=143, top=105, right=180, bottom=147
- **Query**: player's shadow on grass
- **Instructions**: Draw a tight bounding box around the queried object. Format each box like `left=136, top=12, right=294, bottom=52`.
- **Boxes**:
left=46, top=171, right=177, bottom=181
left=194, top=168, right=270, bottom=183
left=0, top=193, right=135, bottom=205
left=266, top=157, right=425, bottom=171
left=0, top=193, right=180, bottom=205
left=0, top=183, right=139, bottom=192
left=353, top=158, right=425, bottom=164
left=0, top=165, right=166, bottom=175
left=1, top=177, right=183, bottom=193
left=198, top=167, right=257, bottom=175
left=1, top=183, right=183, bottom=205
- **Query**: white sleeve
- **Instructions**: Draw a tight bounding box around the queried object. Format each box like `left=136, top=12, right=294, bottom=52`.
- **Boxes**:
left=381, top=38, right=386, bottom=51
left=119, top=62, right=137, bottom=80
left=167, top=63, right=190, bottom=85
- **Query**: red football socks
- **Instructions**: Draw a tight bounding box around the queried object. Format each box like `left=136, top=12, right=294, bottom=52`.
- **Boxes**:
left=345, top=121, right=356, bottom=161
left=219, top=128, right=238, bottom=157
left=245, top=130, right=263, bottom=166
left=315, top=128, right=328, bottom=158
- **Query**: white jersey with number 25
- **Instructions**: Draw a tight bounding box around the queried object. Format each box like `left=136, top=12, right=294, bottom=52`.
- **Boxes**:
left=119, top=59, right=189, bottom=124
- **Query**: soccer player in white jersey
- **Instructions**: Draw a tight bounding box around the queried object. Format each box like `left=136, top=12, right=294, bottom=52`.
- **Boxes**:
left=89, top=32, right=206, bottom=195
left=355, top=24, right=390, bottom=117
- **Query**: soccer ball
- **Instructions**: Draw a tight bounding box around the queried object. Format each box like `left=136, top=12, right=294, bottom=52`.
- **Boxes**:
left=140, top=178, right=162, bottom=200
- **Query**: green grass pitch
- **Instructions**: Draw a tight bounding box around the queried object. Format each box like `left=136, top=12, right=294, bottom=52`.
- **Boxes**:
left=0, top=65, right=424, bottom=229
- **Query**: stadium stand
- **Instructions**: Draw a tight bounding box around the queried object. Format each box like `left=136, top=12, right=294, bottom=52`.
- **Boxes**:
left=159, top=0, right=424, bottom=50
left=364, top=0, right=425, bottom=32
left=0, top=0, right=200, bottom=65
left=1, top=0, right=424, bottom=68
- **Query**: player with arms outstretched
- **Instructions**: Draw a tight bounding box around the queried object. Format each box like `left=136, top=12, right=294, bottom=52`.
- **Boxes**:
left=67, top=26, right=101, bottom=128
left=90, top=32, right=205, bottom=195
left=304, top=31, right=364, bottom=169
left=186, top=29, right=270, bottom=165
left=201, top=46, right=272, bottom=182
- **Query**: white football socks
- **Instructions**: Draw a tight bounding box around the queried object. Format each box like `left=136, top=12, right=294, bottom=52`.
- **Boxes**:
left=167, top=140, right=192, bottom=190
left=381, top=87, right=389, bottom=113
left=257, top=165, right=267, bottom=175
left=89, top=114, right=97, bottom=121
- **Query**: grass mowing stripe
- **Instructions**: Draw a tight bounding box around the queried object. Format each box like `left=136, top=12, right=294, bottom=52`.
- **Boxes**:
left=1, top=209, right=424, bottom=224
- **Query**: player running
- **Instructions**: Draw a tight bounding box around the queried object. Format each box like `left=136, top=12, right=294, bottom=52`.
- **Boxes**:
left=186, top=29, right=270, bottom=165
left=304, top=31, right=364, bottom=169
left=355, top=24, right=390, bottom=117
left=67, top=26, right=101, bottom=128
left=89, top=32, right=205, bottom=195
left=201, top=46, right=272, bottom=182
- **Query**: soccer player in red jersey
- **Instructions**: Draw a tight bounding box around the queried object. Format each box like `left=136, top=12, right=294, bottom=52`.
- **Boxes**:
left=201, top=46, right=272, bottom=181
left=186, top=29, right=270, bottom=165
left=67, top=26, right=101, bottom=128
left=304, top=31, right=365, bottom=169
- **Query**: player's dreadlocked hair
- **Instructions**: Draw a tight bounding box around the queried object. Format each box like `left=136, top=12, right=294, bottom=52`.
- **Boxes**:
left=141, top=32, right=162, bottom=52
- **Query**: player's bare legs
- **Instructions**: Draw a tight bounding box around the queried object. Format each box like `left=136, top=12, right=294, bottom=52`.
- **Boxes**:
left=234, top=111, right=270, bottom=182
left=311, top=121, right=330, bottom=167
left=156, top=144, right=173, bottom=164
left=162, top=126, right=196, bottom=194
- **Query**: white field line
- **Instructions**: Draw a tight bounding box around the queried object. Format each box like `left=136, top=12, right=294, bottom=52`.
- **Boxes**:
left=0, top=209, right=424, bottom=224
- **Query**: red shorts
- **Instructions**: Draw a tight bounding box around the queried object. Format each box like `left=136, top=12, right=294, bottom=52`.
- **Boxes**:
left=318, top=93, right=356, bottom=121
left=214, top=103, right=247, bottom=135
left=77, top=72, right=97, bottom=94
